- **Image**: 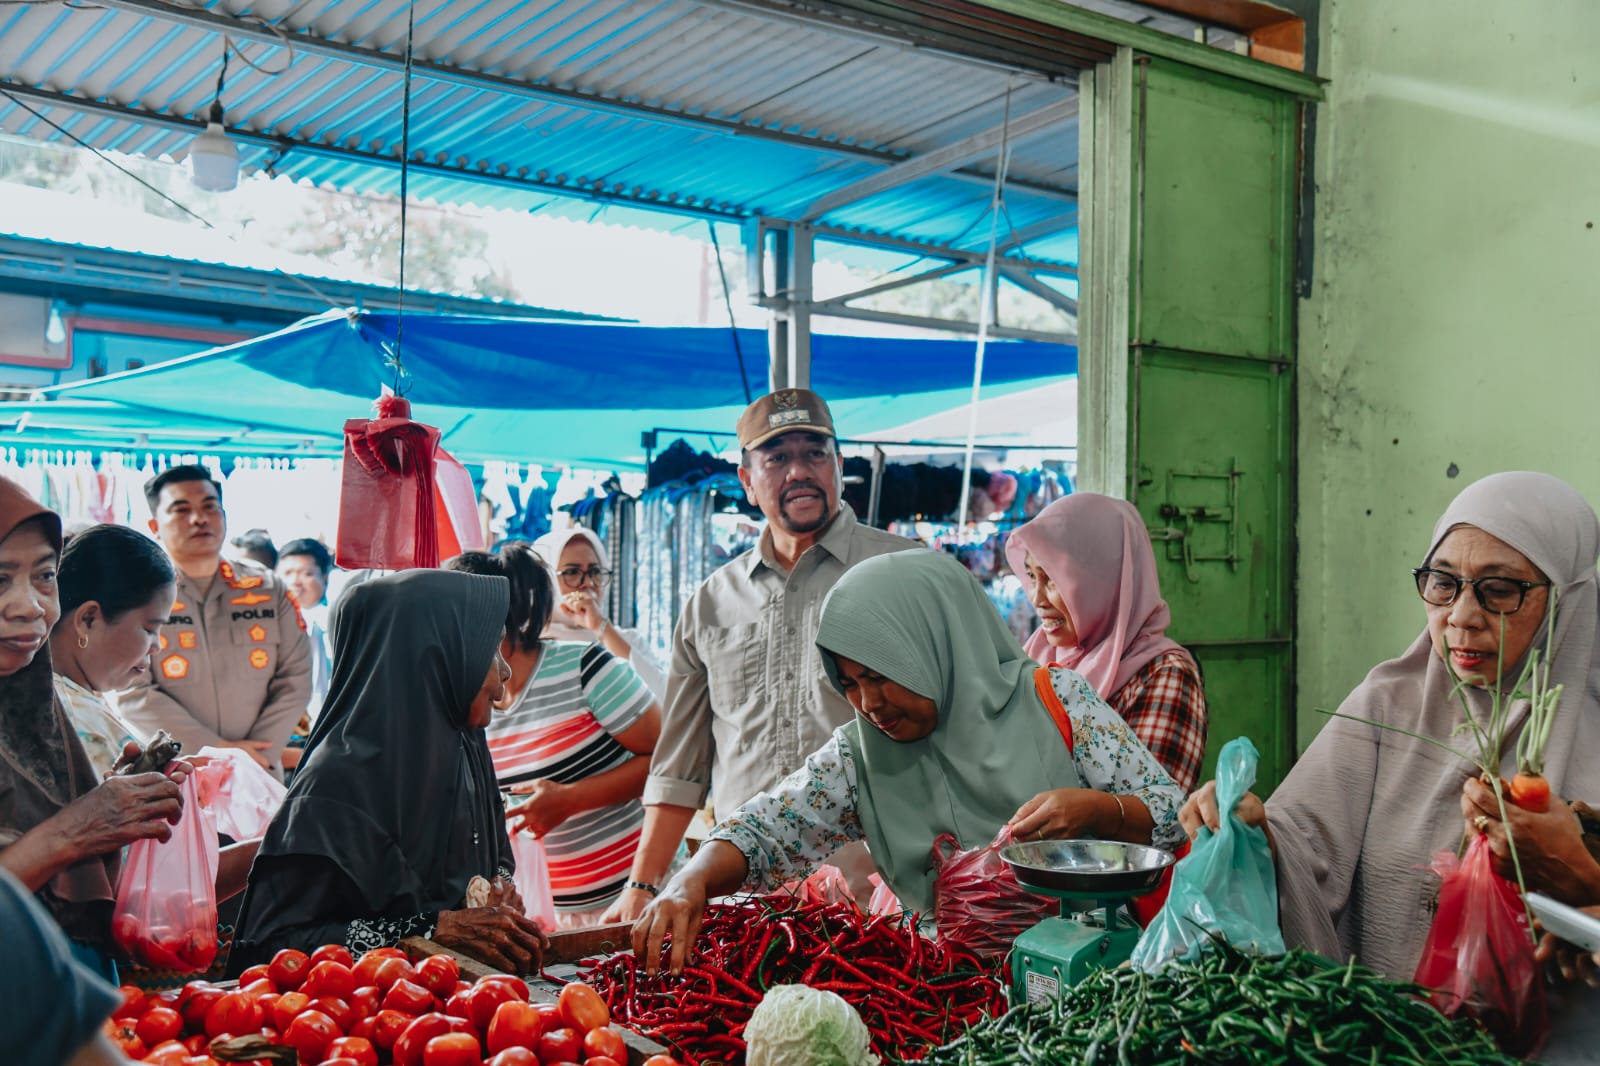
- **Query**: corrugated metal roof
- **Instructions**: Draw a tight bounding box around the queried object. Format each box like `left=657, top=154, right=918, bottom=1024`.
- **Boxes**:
left=0, top=0, right=1093, bottom=267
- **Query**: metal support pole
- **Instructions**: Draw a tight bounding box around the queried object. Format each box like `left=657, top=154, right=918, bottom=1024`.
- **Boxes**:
left=787, top=223, right=813, bottom=390
left=767, top=226, right=790, bottom=391
left=867, top=445, right=886, bottom=528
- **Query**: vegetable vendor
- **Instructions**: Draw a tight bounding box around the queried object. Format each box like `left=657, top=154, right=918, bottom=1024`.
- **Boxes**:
left=228, top=569, right=549, bottom=975
left=1183, top=471, right=1600, bottom=1058
left=1005, top=493, right=1209, bottom=792
left=633, top=549, right=1186, bottom=973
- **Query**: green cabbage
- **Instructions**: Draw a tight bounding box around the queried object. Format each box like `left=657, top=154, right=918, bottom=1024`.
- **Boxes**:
left=744, top=983, right=881, bottom=1066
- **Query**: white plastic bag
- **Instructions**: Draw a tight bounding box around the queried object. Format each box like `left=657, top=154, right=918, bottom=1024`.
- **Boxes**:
left=193, top=745, right=287, bottom=839
left=511, top=830, right=557, bottom=930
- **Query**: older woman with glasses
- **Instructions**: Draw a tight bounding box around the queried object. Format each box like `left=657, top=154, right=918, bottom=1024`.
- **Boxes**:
left=1182, top=472, right=1600, bottom=1058
left=532, top=528, right=666, bottom=701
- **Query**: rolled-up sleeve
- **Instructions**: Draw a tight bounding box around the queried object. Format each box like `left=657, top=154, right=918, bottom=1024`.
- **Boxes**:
left=642, top=596, right=713, bottom=809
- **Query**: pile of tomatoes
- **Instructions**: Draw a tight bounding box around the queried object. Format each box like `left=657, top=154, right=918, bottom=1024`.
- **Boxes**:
left=104, top=942, right=686, bottom=1066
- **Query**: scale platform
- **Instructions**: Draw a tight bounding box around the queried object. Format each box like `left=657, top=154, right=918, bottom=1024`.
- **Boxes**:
left=1001, top=840, right=1175, bottom=1005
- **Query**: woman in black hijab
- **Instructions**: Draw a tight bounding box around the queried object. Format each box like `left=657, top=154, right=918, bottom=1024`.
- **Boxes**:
left=229, top=569, right=548, bottom=974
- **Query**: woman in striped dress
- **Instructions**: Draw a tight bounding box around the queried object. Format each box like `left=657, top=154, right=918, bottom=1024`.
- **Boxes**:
left=446, top=544, right=661, bottom=928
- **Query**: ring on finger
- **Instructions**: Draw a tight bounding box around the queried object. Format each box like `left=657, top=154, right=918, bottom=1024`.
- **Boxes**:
left=1473, top=814, right=1491, bottom=832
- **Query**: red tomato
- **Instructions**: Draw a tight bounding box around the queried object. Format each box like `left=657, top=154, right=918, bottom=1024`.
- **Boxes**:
left=281, top=1008, right=341, bottom=1064
left=236, top=964, right=272, bottom=988
left=241, top=979, right=276, bottom=999
left=582, top=1028, right=628, bottom=1062
left=154, top=989, right=184, bottom=1009
left=183, top=1033, right=211, bottom=1054
left=271, top=991, right=312, bottom=1032
left=443, top=989, right=474, bottom=1020
left=383, top=978, right=437, bottom=1017
left=135, top=1005, right=183, bottom=1047
left=268, top=948, right=312, bottom=991
left=556, top=984, right=609, bottom=1035
left=537, top=1028, right=583, bottom=1065
left=350, top=984, right=382, bottom=1020
left=532, top=1005, right=562, bottom=1035
left=423, top=1031, right=482, bottom=1066
left=112, top=985, right=147, bottom=1020
left=102, top=1019, right=143, bottom=1058
left=583, top=1058, right=623, bottom=1066
left=309, top=943, right=356, bottom=970
left=183, top=1056, right=222, bottom=1066
left=477, top=975, right=530, bottom=1000
left=370, top=1008, right=414, bottom=1052
left=180, top=987, right=224, bottom=1030
left=487, top=1000, right=546, bottom=1054
left=323, top=1060, right=362, bottom=1066
left=205, top=991, right=264, bottom=1038
left=303, top=960, right=357, bottom=1002
left=369, top=955, right=417, bottom=993
left=641, top=1057, right=683, bottom=1066
left=453, top=980, right=472, bottom=996
left=348, top=1014, right=380, bottom=1044
left=255, top=992, right=280, bottom=1016
left=142, top=1040, right=191, bottom=1066
left=467, top=982, right=522, bottom=1036
left=326, top=1035, right=380, bottom=1066
left=312, top=995, right=358, bottom=1033
left=392, top=1012, right=456, bottom=1066
left=487, top=1050, right=540, bottom=1066
left=414, top=954, right=460, bottom=998
left=353, top=946, right=409, bottom=986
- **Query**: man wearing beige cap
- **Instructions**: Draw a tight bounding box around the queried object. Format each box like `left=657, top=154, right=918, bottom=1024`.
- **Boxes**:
left=606, top=388, right=914, bottom=921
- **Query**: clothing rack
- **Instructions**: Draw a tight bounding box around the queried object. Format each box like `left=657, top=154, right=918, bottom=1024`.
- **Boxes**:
left=635, top=473, right=758, bottom=664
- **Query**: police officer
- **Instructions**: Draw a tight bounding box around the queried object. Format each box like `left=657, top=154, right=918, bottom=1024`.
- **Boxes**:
left=115, top=466, right=311, bottom=774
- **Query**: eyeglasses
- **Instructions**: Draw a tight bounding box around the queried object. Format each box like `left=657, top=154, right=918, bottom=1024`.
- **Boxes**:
left=557, top=566, right=612, bottom=589
left=1412, top=568, right=1551, bottom=615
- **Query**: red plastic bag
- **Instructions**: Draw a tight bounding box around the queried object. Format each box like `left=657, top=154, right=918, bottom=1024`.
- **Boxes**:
left=1413, top=832, right=1548, bottom=1058
left=932, top=827, right=1056, bottom=960
left=111, top=774, right=220, bottom=972
left=511, top=830, right=557, bottom=932
left=867, top=873, right=904, bottom=917
left=191, top=746, right=287, bottom=840
left=778, top=864, right=858, bottom=910
left=336, top=393, right=442, bottom=571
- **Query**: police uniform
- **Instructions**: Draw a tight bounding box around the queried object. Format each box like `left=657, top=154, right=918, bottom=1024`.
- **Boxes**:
left=115, top=559, right=312, bottom=773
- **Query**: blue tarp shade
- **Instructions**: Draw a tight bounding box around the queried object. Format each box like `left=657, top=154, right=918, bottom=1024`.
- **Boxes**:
left=32, top=311, right=1077, bottom=466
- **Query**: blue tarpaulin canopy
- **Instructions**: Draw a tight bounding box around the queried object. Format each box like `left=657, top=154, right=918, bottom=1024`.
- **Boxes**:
left=21, top=311, right=1076, bottom=466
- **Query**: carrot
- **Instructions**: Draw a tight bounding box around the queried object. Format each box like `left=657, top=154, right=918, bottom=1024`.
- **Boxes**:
left=1507, top=771, right=1550, bottom=812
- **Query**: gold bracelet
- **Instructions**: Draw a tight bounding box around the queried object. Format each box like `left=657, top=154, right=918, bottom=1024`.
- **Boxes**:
left=1112, top=793, right=1127, bottom=832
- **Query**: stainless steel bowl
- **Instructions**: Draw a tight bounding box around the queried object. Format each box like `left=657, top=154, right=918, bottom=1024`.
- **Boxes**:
left=1001, top=839, right=1177, bottom=895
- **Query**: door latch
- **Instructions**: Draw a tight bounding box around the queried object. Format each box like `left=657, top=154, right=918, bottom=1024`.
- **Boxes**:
left=1148, top=462, right=1242, bottom=583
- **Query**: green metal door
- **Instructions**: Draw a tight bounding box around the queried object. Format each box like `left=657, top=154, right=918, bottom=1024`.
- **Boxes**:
left=1080, top=51, right=1305, bottom=789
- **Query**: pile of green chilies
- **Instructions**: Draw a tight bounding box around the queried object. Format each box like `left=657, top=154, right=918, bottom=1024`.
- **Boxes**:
left=909, top=948, right=1521, bottom=1066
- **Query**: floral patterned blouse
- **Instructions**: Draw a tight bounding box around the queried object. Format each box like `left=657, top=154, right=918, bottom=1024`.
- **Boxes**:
left=709, top=667, right=1186, bottom=891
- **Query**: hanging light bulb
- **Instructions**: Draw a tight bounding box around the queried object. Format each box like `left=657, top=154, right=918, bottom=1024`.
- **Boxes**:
left=190, top=99, right=238, bottom=192
left=190, top=45, right=238, bottom=192
left=44, top=300, right=66, bottom=345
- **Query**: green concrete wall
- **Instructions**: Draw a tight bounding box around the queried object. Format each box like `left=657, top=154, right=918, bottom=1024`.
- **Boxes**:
left=1296, top=2, right=1600, bottom=749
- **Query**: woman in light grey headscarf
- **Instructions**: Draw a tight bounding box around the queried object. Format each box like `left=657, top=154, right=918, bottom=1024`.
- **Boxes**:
left=1184, top=471, right=1600, bottom=1059
left=532, top=528, right=665, bottom=700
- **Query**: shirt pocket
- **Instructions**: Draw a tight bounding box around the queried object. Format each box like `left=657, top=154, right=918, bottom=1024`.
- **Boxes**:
left=700, top=621, right=762, bottom=713
left=228, top=600, right=282, bottom=674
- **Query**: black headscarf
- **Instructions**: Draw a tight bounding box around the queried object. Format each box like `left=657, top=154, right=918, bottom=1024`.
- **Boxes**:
left=237, top=569, right=511, bottom=935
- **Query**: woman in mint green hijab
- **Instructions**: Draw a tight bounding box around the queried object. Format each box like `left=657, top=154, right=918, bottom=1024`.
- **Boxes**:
left=631, top=550, right=1186, bottom=973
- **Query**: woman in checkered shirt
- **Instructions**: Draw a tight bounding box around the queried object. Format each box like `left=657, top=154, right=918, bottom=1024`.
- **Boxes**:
left=1006, top=494, right=1208, bottom=792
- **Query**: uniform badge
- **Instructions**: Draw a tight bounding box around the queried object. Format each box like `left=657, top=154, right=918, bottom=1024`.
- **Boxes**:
left=218, top=562, right=235, bottom=582
left=248, top=648, right=270, bottom=670
left=158, top=635, right=169, bottom=651
left=177, top=632, right=198, bottom=650
left=161, top=655, right=189, bottom=680
left=773, top=390, right=799, bottom=410
left=248, top=624, right=267, bottom=642
left=231, top=592, right=272, bottom=607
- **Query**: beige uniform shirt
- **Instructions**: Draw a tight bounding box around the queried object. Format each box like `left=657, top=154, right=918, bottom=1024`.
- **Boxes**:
left=644, top=508, right=915, bottom=818
left=115, top=559, right=312, bottom=770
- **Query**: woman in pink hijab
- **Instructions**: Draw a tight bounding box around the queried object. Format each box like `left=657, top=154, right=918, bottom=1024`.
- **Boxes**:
left=1005, top=493, right=1208, bottom=791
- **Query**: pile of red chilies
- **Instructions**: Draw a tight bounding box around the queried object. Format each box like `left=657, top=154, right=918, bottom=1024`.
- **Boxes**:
left=580, top=898, right=1007, bottom=1065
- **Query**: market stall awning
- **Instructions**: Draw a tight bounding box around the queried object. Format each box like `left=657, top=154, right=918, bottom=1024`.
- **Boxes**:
left=25, top=310, right=1076, bottom=466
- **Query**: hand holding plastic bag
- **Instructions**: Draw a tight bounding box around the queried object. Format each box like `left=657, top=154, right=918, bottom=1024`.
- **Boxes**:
left=111, top=773, right=220, bottom=972
left=1131, top=736, right=1284, bottom=971
left=1413, top=832, right=1547, bottom=1058
left=192, top=745, right=287, bottom=839
left=932, top=826, right=1056, bottom=960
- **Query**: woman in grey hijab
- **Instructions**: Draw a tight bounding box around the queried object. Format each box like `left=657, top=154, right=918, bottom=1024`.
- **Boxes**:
left=1184, top=471, right=1600, bottom=1057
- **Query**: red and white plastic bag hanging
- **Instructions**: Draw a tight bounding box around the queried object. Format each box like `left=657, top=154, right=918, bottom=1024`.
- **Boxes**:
left=111, top=773, right=220, bottom=973
left=932, top=826, right=1057, bottom=960
left=1413, top=832, right=1548, bottom=1058
left=511, top=830, right=557, bottom=932
left=335, top=391, right=482, bottom=570
left=191, top=745, right=287, bottom=840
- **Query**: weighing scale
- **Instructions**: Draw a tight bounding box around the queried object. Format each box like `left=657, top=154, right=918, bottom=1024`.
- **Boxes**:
left=1002, top=840, right=1175, bottom=1005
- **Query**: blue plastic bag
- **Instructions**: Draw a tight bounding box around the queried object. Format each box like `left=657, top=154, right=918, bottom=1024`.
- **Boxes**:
left=1129, top=736, right=1285, bottom=971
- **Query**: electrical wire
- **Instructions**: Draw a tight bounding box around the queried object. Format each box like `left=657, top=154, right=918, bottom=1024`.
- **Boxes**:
left=0, top=85, right=340, bottom=309
left=706, top=221, right=753, bottom=405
